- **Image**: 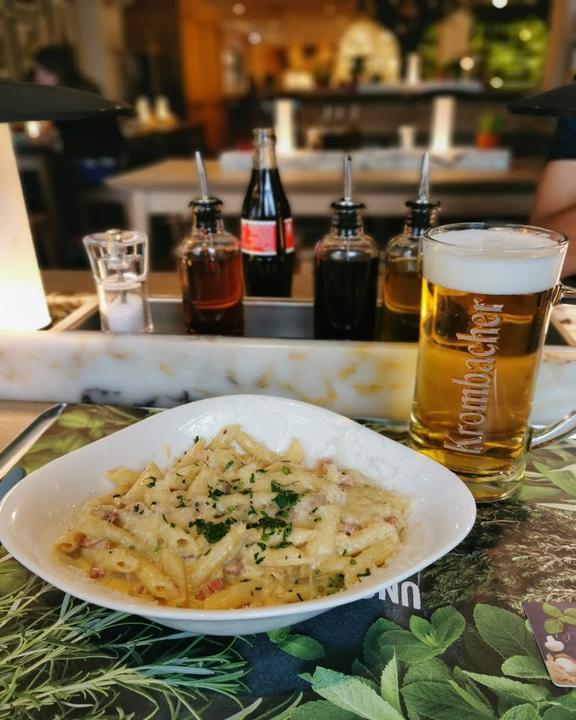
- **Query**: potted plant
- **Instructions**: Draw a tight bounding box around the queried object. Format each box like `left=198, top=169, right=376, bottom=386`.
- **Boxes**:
left=476, top=110, right=505, bottom=149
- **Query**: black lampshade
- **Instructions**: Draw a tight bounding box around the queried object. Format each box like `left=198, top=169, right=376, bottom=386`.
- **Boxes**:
left=508, top=81, right=576, bottom=117
left=0, top=79, right=132, bottom=122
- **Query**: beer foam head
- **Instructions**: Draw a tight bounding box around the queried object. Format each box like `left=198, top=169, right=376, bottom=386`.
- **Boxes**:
left=423, top=226, right=566, bottom=294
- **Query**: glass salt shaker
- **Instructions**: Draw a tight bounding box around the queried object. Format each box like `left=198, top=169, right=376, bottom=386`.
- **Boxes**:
left=83, top=229, right=153, bottom=333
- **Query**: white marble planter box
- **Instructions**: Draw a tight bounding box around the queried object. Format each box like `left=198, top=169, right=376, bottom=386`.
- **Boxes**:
left=219, top=147, right=511, bottom=173
left=0, top=329, right=573, bottom=426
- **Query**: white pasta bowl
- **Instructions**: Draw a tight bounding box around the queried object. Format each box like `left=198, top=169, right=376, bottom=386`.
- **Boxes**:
left=0, top=395, right=476, bottom=636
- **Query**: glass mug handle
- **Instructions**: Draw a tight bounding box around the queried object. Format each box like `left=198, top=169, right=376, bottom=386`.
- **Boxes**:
left=530, top=283, right=576, bottom=449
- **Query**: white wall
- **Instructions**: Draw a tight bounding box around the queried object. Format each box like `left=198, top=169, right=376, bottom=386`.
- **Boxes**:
left=74, top=0, right=126, bottom=100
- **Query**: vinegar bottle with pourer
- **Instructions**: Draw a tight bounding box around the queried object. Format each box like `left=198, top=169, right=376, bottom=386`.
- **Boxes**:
left=176, top=152, right=244, bottom=335
left=313, top=155, right=379, bottom=340
left=382, top=152, right=440, bottom=341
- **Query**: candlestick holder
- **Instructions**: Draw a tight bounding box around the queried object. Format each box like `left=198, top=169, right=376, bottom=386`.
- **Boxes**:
left=83, top=229, right=153, bottom=333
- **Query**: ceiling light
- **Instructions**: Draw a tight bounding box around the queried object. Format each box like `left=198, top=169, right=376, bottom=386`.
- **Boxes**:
left=492, top=0, right=508, bottom=8
left=490, top=76, right=504, bottom=89
left=232, top=3, right=245, bottom=15
left=248, top=31, right=262, bottom=45
left=459, top=56, right=474, bottom=72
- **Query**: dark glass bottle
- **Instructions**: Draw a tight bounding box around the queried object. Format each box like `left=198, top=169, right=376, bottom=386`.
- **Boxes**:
left=177, top=196, right=244, bottom=336
left=241, top=128, right=294, bottom=297
left=382, top=153, right=440, bottom=342
left=314, top=157, right=379, bottom=341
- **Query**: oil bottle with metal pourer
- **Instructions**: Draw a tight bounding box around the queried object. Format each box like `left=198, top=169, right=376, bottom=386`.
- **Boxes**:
left=176, top=152, right=244, bottom=336
left=382, top=152, right=440, bottom=341
left=314, top=155, right=379, bottom=341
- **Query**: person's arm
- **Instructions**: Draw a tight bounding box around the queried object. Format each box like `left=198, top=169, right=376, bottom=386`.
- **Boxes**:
left=530, top=159, right=576, bottom=278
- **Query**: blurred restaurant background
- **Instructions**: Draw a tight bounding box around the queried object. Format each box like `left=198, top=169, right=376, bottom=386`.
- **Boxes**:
left=4, top=0, right=574, bottom=274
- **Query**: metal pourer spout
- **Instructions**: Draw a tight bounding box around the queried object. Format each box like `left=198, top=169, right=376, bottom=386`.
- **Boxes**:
left=190, top=150, right=223, bottom=232
left=416, top=151, right=430, bottom=204
left=406, top=151, right=440, bottom=231
left=331, top=155, right=365, bottom=234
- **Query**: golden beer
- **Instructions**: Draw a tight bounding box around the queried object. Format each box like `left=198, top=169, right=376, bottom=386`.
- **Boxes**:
left=408, top=224, right=568, bottom=501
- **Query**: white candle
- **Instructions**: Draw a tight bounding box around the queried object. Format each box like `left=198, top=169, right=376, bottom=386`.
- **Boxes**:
left=101, top=292, right=145, bottom=333
left=430, top=95, right=456, bottom=154
left=0, top=124, right=50, bottom=330
left=405, top=53, right=421, bottom=85
left=274, top=99, right=296, bottom=154
left=398, top=124, right=416, bottom=150
left=135, top=96, right=153, bottom=126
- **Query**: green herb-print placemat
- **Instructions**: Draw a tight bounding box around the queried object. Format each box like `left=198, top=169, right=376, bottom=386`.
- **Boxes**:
left=1, top=404, right=575, bottom=719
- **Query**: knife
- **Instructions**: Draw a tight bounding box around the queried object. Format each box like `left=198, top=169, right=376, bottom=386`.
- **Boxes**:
left=0, top=403, right=67, bottom=497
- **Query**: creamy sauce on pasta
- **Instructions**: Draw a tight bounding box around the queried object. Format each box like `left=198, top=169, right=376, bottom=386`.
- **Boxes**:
left=55, top=425, right=409, bottom=609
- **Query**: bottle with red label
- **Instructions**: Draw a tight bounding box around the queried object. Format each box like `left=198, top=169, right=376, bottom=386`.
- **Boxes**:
left=241, top=128, right=294, bottom=297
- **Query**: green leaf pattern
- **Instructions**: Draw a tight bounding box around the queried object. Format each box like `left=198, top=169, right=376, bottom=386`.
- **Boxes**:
left=1, top=405, right=576, bottom=719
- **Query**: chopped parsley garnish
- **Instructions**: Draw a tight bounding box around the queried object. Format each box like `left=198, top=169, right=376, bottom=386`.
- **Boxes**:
left=271, top=481, right=300, bottom=511
left=327, top=573, right=345, bottom=593
left=224, top=460, right=234, bottom=471
left=191, top=517, right=236, bottom=544
left=281, top=465, right=292, bottom=475
left=349, top=559, right=357, bottom=566
left=254, top=555, right=265, bottom=565
left=146, top=477, right=156, bottom=488
left=207, top=486, right=225, bottom=500
left=248, top=511, right=293, bottom=545
left=249, top=473, right=256, bottom=484
left=357, top=568, right=371, bottom=577
left=256, top=468, right=267, bottom=474
left=296, top=592, right=303, bottom=602
left=193, top=435, right=199, bottom=444
left=175, top=495, right=186, bottom=507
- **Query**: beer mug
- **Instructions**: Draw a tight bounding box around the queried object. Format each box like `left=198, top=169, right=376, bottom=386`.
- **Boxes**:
left=408, top=222, right=576, bottom=502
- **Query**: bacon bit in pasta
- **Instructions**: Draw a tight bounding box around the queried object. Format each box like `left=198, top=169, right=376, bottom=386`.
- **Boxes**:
left=223, top=558, right=244, bottom=577
left=79, top=536, right=109, bottom=550
left=96, top=507, right=120, bottom=524
left=194, top=578, right=224, bottom=601
left=89, top=566, right=105, bottom=579
left=387, top=516, right=399, bottom=526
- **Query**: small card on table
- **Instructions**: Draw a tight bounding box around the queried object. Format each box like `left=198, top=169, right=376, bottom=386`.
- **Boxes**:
left=524, top=600, right=576, bottom=687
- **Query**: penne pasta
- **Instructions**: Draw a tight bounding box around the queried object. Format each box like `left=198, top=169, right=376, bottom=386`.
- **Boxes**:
left=55, top=426, right=409, bottom=609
